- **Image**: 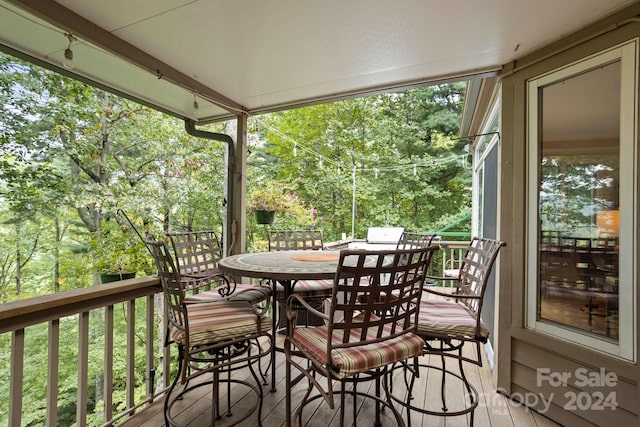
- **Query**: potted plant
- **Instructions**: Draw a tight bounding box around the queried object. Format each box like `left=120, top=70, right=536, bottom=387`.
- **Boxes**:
left=92, top=219, right=153, bottom=283
left=247, top=182, right=292, bottom=225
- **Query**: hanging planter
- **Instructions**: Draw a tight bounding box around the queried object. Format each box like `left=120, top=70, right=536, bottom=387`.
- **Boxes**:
left=248, top=181, right=291, bottom=225
left=255, top=209, right=276, bottom=225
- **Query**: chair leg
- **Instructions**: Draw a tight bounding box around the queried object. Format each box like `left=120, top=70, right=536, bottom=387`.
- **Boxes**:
left=247, top=345, right=265, bottom=427
left=225, top=357, right=232, bottom=417
left=164, top=350, right=184, bottom=427
left=439, top=349, right=448, bottom=412
left=254, top=338, right=268, bottom=385
left=375, top=373, right=382, bottom=427
left=352, top=381, right=357, bottom=426
left=458, top=346, right=474, bottom=405
left=211, top=368, right=219, bottom=426
left=339, top=382, right=346, bottom=427
left=285, top=339, right=292, bottom=427
left=406, top=370, right=415, bottom=427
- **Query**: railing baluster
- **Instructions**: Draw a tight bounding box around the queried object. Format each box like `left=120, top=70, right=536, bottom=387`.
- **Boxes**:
left=77, top=311, right=89, bottom=427
left=126, top=300, right=135, bottom=412
left=47, top=319, right=59, bottom=427
left=104, top=304, right=114, bottom=422
left=9, top=328, right=24, bottom=427
left=162, top=298, right=171, bottom=391
left=146, top=295, right=155, bottom=398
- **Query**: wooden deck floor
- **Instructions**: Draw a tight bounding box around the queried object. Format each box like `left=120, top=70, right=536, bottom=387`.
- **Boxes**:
left=120, top=337, right=559, bottom=427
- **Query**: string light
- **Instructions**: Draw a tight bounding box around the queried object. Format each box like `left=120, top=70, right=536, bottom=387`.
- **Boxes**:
left=192, top=92, right=200, bottom=118
left=252, top=116, right=469, bottom=178
left=62, top=33, right=77, bottom=69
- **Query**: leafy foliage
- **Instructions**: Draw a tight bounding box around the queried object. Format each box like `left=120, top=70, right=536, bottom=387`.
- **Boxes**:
left=247, top=83, right=470, bottom=243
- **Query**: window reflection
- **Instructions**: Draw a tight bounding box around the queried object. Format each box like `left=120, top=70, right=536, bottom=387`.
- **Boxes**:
left=537, top=62, right=620, bottom=340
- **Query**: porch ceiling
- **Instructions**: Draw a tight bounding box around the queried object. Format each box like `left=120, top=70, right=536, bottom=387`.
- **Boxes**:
left=0, top=0, right=636, bottom=122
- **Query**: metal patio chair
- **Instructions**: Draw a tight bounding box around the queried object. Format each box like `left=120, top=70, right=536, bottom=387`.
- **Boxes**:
left=393, top=237, right=506, bottom=427
left=146, top=238, right=273, bottom=427
left=167, top=230, right=271, bottom=307
left=268, top=229, right=333, bottom=326
left=284, top=246, right=438, bottom=427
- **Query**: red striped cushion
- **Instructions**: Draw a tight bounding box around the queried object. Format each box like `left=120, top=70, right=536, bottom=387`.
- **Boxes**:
left=416, top=300, right=489, bottom=339
left=276, top=279, right=333, bottom=300
left=171, top=300, right=270, bottom=347
left=291, top=325, right=423, bottom=379
left=185, top=284, right=271, bottom=304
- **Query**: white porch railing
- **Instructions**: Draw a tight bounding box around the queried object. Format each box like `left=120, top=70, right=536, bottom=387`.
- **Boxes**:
left=0, top=277, right=168, bottom=427
left=435, top=240, right=469, bottom=282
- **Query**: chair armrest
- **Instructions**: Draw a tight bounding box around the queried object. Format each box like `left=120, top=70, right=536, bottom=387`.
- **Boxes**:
left=423, top=287, right=454, bottom=298
left=181, top=271, right=224, bottom=279
left=447, top=293, right=481, bottom=300
left=425, top=275, right=457, bottom=282
left=286, top=294, right=329, bottom=322
left=423, top=287, right=482, bottom=301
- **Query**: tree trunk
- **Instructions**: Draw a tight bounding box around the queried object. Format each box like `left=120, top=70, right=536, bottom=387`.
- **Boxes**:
left=54, top=218, right=61, bottom=293
left=15, top=219, right=21, bottom=295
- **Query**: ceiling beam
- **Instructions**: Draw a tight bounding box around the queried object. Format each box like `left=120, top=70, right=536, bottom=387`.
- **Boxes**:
left=7, top=0, right=245, bottom=115
left=245, top=69, right=500, bottom=118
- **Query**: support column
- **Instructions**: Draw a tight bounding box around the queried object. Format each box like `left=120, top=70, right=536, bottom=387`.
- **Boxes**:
left=229, top=113, right=248, bottom=255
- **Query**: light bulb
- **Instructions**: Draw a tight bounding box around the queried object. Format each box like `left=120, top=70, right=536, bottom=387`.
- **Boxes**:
left=63, top=48, right=74, bottom=69
left=192, top=92, right=200, bottom=118
left=192, top=100, right=199, bottom=117
left=62, top=33, right=77, bottom=69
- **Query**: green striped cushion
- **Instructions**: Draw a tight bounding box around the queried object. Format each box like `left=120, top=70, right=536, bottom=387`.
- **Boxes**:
left=171, top=300, right=270, bottom=347
left=291, top=325, right=423, bottom=379
left=276, top=279, right=333, bottom=300
left=416, top=300, right=489, bottom=339
left=186, top=284, right=271, bottom=304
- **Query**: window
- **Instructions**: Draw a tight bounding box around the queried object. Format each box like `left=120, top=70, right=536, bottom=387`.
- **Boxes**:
left=526, top=41, right=637, bottom=361
left=472, top=100, right=500, bottom=237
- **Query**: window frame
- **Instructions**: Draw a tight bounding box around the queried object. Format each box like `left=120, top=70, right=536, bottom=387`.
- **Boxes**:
left=525, top=40, right=638, bottom=361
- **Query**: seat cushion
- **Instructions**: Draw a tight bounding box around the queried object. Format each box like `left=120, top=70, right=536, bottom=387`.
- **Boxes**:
left=171, top=300, right=271, bottom=347
left=291, top=324, right=423, bottom=379
left=416, top=300, right=489, bottom=340
left=275, top=279, right=333, bottom=300
left=185, top=283, right=271, bottom=304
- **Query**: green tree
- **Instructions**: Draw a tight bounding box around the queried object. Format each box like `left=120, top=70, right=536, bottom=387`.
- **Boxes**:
left=247, top=83, right=469, bottom=245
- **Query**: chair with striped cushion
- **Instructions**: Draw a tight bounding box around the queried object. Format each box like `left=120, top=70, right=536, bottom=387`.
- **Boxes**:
left=167, top=230, right=271, bottom=306
left=397, top=237, right=505, bottom=427
left=284, top=246, right=437, bottom=427
left=146, top=238, right=273, bottom=427
left=268, top=229, right=332, bottom=326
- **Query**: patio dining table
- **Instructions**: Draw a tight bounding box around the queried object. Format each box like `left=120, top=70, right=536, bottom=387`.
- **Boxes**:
left=217, top=249, right=343, bottom=391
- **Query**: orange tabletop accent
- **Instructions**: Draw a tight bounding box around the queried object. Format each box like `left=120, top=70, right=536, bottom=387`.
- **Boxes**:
left=290, top=253, right=340, bottom=262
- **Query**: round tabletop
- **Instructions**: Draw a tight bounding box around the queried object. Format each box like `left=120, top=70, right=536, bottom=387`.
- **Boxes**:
left=217, top=250, right=341, bottom=281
